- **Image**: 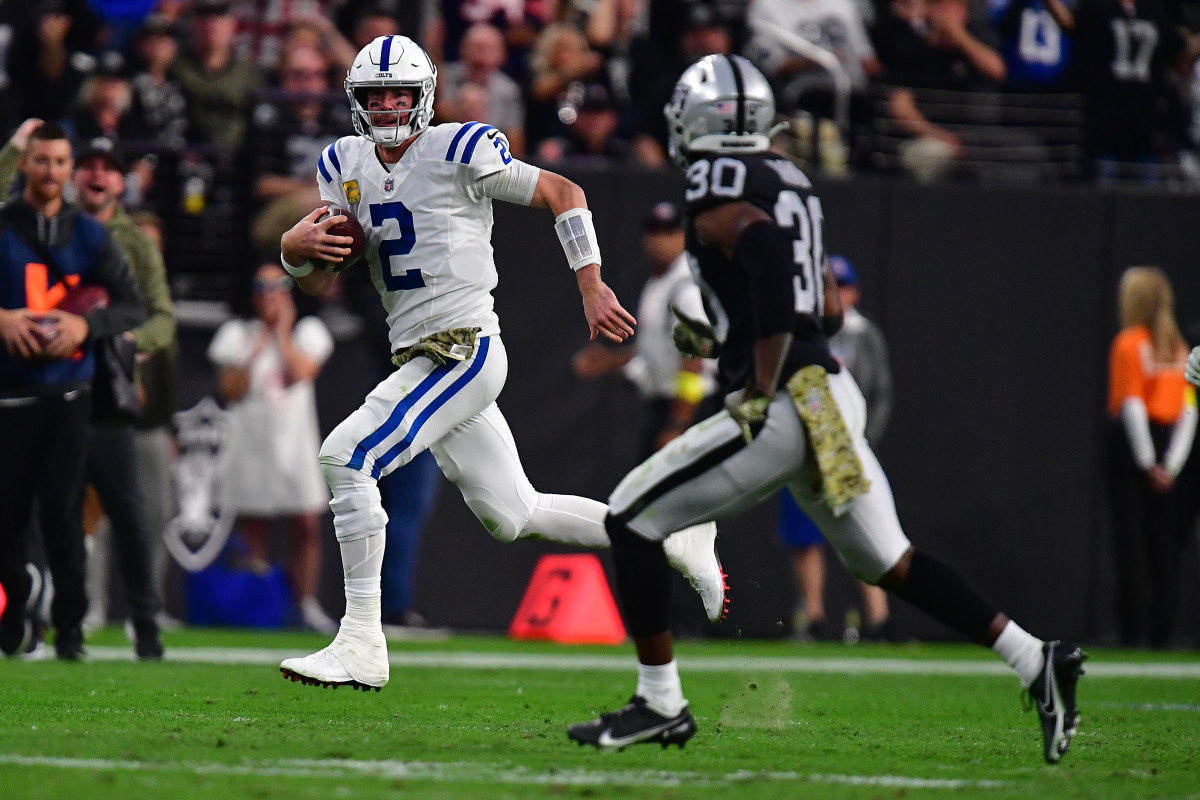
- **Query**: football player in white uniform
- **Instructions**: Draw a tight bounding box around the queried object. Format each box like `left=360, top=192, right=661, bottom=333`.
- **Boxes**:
left=275, top=35, right=725, bottom=691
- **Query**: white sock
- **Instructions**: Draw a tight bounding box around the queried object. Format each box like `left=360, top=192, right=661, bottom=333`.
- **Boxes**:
left=636, top=659, right=686, bottom=717
left=522, top=494, right=610, bottom=547
left=339, top=532, right=385, bottom=627
left=992, top=621, right=1044, bottom=687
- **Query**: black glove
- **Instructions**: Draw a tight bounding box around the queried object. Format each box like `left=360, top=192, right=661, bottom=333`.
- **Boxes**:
left=670, top=304, right=720, bottom=359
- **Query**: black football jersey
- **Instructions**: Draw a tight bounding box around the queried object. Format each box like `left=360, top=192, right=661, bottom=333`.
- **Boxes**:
left=682, top=153, right=839, bottom=393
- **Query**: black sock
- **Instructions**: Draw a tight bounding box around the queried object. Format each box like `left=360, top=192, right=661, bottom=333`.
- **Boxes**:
left=890, top=549, right=1000, bottom=645
left=606, top=513, right=672, bottom=637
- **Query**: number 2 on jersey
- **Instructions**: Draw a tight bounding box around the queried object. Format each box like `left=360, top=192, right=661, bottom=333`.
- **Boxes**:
left=370, top=201, right=425, bottom=291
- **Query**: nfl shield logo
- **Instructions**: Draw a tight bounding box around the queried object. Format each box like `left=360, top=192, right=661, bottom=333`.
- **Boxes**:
left=383, top=176, right=394, bottom=193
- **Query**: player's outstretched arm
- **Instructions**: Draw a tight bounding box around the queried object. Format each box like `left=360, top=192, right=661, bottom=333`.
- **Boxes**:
left=280, top=206, right=353, bottom=296
left=528, top=170, right=636, bottom=343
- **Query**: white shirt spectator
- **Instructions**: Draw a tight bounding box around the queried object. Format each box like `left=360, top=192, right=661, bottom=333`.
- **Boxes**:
left=623, top=253, right=716, bottom=399
left=745, top=0, right=877, bottom=89
left=207, top=315, right=333, bottom=515
left=438, top=60, right=526, bottom=135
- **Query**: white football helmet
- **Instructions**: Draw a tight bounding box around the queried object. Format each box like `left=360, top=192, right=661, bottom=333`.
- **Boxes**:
left=664, top=54, right=778, bottom=167
left=345, top=35, right=437, bottom=146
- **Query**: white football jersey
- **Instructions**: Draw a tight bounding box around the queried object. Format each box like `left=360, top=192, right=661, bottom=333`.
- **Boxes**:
left=316, top=121, right=519, bottom=351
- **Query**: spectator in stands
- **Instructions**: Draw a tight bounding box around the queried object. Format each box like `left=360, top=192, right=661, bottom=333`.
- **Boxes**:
left=989, top=0, right=1076, bottom=91
left=777, top=256, right=898, bottom=643
left=424, top=0, right=555, bottom=81
left=128, top=14, right=190, bottom=149
left=744, top=0, right=882, bottom=169
left=87, top=0, right=156, bottom=53
left=583, top=0, right=654, bottom=146
left=172, top=0, right=263, bottom=149
left=64, top=52, right=138, bottom=145
left=872, top=0, right=1006, bottom=177
left=536, top=81, right=631, bottom=161
left=745, top=0, right=883, bottom=98
left=207, top=262, right=337, bottom=634
left=630, top=3, right=735, bottom=166
left=527, top=23, right=609, bottom=151
left=70, top=137, right=174, bottom=659
left=1043, top=0, right=1200, bottom=181
left=0, top=0, right=39, bottom=137
left=246, top=44, right=349, bottom=252
left=24, top=3, right=97, bottom=125
left=0, top=123, right=146, bottom=660
left=1106, top=266, right=1195, bottom=648
left=343, top=4, right=404, bottom=51
left=437, top=23, right=527, bottom=156
left=647, top=0, right=749, bottom=53
left=229, top=0, right=331, bottom=69
left=528, top=23, right=604, bottom=148
left=284, top=13, right=362, bottom=76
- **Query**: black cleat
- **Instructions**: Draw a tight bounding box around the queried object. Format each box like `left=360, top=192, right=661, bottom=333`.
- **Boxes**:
left=54, top=627, right=86, bottom=661
left=0, top=572, right=32, bottom=657
left=567, top=696, right=697, bottom=751
left=279, top=667, right=381, bottom=692
left=1026, top=640, right=1087, bottom=763
left=132, top=618, right=165, bottom=660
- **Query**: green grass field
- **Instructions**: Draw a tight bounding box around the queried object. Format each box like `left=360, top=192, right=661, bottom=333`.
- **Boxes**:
left=1, top=629, right=1198, bottom=799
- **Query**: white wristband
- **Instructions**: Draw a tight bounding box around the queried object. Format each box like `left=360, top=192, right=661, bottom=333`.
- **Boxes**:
left=554, top=208, right=602, bottom=272
left=281, top=253, right=314, bottom=278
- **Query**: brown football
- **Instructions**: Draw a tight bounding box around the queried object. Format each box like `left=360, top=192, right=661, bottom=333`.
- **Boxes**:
left=316, top=206, right=366, bottom=272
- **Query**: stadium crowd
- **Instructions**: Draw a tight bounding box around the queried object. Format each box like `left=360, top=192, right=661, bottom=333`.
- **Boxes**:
left=0, top=0, right=1196, bottom=295
left=2, top=0, right=1199, bottom=206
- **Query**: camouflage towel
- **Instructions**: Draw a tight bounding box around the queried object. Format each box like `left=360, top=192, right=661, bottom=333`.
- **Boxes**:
left=392, top=327, right=483, bottom=368
left=786, top=365, right=870, bottom=516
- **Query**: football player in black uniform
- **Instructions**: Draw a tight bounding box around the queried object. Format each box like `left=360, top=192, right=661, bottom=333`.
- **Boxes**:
left=567, top=55, right=1086, bottom=763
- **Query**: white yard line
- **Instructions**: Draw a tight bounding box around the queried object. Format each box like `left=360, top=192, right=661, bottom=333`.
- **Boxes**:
left=82, top=646, right=1200, bottom=679
left=0, top=754, right=1005, bottom=789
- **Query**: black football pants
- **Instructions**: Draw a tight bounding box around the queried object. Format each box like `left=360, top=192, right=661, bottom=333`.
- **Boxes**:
left=87, top=423, right=162, bottom=624
left=0, top=389, right=91, bottom=633
left=1106, top=419, right=1185, bottom=649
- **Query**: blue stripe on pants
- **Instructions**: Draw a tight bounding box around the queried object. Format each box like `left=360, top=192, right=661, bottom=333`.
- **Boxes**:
left=345, top=361, right=457, bottom=472
left=370, top=337, right=492, bottom=479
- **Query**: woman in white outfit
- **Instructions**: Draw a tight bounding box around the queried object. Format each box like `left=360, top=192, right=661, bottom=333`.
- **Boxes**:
left=207, top=263, right=337, bottom=633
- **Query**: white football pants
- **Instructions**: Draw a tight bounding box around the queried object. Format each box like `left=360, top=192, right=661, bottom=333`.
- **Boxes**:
left=319, top=335, right=607, bottom=547
left=608, top=369, right=911, bottom=584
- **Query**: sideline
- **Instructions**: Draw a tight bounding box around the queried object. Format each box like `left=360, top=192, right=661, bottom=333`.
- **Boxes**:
left=0, top=754, right=1007, bottom=789
left=82, top=646, right=1200, bottom=678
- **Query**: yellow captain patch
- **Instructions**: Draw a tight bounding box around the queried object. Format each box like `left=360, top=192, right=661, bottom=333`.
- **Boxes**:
left=343, top=180, right=361, bottom=205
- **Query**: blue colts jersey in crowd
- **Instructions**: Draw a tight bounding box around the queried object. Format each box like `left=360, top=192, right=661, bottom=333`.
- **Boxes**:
left=990, top=0, right=1075, bottom=88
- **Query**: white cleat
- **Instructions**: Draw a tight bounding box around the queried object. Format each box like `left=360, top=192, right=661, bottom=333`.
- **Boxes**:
left=279, top=621, right=390, bottom=692
left=663, top=522, right=728, bottom=622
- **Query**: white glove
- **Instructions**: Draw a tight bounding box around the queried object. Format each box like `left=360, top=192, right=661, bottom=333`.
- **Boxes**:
left=1187, top=346, right=1200, bottom=387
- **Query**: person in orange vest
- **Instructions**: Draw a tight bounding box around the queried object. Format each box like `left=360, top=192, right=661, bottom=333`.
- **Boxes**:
left=1106, top=266, right=1195, bottom=649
